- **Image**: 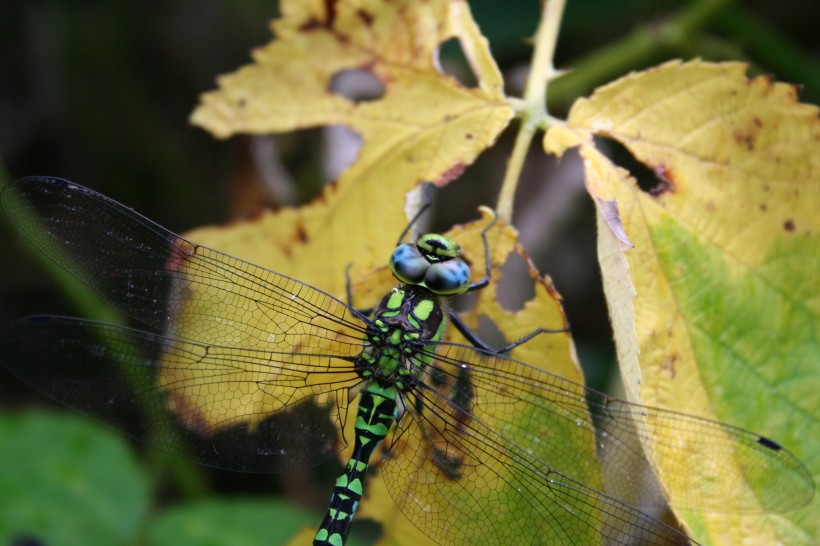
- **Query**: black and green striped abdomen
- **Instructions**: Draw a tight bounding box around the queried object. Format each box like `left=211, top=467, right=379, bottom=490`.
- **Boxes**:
left=313, top=382, right=398, bottom=546
left=314, top=286, right=445, bottom=546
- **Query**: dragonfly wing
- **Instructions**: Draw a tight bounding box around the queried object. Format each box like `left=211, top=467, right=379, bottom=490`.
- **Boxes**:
left=0, top=316, right=361, bottom=472
left=380, top=371, right=694, bottom=545
left=1, top=177, right=368, bottom=355
left=1, top=177, right=372, bottom=472
left=586, top=383, right=815, bottom=513
left=427, top=343, right=814, bottom=514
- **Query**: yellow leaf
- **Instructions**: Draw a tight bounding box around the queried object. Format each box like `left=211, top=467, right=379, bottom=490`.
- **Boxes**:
left=186, top=0, right=512, bottom=301
left=546, top=60, right=818, bottom=544
left=190, top=0, right=511, bottom=212
left=171, top=0, right=513, bottom=438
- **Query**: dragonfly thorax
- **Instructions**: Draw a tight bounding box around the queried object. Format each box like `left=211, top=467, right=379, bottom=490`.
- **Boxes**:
left=358, top=285, right=445, bottom=390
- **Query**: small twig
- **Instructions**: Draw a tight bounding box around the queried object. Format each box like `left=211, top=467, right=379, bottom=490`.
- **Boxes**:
left=498, top=0, right=566, bottom=222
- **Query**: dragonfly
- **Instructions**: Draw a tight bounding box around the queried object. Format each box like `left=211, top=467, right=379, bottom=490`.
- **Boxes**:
left=0, top=177, right=813, bottom=546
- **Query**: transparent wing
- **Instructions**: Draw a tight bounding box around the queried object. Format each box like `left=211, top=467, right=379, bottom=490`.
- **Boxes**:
left=0, top=177, right=371, bottom=471
left=0, top=317, right=363, bottom=472
left=1, top=176, right=368, bottom=353
left=378, top=342, right=813, bottom=544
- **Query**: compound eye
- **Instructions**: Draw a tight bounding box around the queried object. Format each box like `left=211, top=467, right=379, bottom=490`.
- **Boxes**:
left=417, top=234, right=461, bottom=261
left=425, top=259, right=471, bottom=295
left=389, top=244, right=429, bottom=284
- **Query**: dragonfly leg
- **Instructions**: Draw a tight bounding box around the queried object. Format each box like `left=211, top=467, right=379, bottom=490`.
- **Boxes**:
left=454, top=209, right=568, bottom=354
left=462, top=208, right=497, bottom=293
left=449, top=310, right=570, bottom=354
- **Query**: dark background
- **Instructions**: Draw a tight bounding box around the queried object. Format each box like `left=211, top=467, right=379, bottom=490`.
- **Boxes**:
left=1, top=0, right=818, bottom=540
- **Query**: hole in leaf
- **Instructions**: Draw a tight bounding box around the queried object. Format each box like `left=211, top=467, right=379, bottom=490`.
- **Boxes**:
left=450, top=287, right=477, bottom=315
left=322, top=124, right=363, bottom=182
left=476, top=315, right=507, bottom=351
left=240, top=129, right=325, bottom=207
left=593, top=135, right=675, bottom=197
left=435, top=38, right=478, bottom=88
left=496, top=252, right=534, bottom=313
left=255, top=127, right=361, bottom=205
left=329, top=68, right=385, bottom=103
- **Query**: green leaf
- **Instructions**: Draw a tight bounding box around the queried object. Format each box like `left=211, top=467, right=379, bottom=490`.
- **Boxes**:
left=0, top=411, right=151, bottom=546
left=151, top=499, right=321, bottom=546
left=545, top=59, right=819, bottom=545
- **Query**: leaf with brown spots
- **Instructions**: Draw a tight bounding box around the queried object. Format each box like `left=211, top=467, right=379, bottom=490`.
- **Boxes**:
left=189, top=0, right=512, bottom=300
left=545, top=59, right=819, bottom=544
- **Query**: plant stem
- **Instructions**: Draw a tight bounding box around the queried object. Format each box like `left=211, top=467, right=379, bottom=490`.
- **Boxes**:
left=498, top=0, right=566, bottom=223
left=498, top=0, right=744, bottom=221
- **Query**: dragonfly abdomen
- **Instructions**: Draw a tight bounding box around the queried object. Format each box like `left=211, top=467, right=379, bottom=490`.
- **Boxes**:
left=313, top=382, right=398, bottom=546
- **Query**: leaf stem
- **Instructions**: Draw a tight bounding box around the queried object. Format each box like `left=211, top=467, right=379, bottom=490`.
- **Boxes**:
left=498, top=0, right=741, bottom=221
left=498, top=0, right=566, bottom=222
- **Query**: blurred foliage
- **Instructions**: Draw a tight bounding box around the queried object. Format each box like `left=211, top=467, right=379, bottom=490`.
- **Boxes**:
left=0, top=412, right=151, bottom=546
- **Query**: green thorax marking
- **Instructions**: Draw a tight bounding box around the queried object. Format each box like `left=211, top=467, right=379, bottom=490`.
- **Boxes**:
left=359, top=285, right=445, bottom=389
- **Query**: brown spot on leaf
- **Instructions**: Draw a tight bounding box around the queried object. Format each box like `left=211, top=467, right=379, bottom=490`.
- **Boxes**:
left=299, top=0, right=338, bottom=30
left=356, top=9, right=373, bottom=26
left=662, top=354, right=678, bottom=379
left=324, top=0, right=338, bottom=28
left=433, top=163, right=466, bottom=187
left=649, top=163, right=676, bottom=196
left=733, top=128, right=755, bottom=151
left=465, top=133, right=474, bottom=140
left=784, top=219, right=795, bottom=232
left=295, top=222, right=309, bottom=242
left=313, top=187, right=329, bottom=205
left=299, top=17, right=322, bottom=31
left=759, top=203, right=768, bottom=212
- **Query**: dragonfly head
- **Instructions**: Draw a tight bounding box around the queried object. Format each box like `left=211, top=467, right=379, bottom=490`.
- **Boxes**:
left=389, top=234, right=471, bottom=296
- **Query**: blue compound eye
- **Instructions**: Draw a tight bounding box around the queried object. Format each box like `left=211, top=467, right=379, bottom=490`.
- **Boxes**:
left=425, top=259, right=471, bottom=295
left=389, top=244, right=429, bottom=284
